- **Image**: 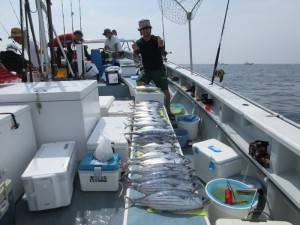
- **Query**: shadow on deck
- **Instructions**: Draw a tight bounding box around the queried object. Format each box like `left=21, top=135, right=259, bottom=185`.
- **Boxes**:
left=15, top=176, right=126, bottom=225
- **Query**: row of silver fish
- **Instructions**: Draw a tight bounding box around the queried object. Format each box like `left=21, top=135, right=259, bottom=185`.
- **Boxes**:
left=125, top=101, right=208, bottom=211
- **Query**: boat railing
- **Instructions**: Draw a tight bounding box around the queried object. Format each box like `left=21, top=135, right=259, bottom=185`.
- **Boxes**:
left=162, top=60, right=300, bottom=215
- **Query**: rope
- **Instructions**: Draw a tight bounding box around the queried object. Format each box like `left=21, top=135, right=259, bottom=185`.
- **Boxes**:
left=8, top=0, right=21, bottom=25
left=211, top=0, right=230, bottom=85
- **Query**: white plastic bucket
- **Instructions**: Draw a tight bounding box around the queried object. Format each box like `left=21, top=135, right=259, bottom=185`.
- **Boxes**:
left=206, top=178, right=258, bottom=225
left=177, top=115, right=200, bottom=140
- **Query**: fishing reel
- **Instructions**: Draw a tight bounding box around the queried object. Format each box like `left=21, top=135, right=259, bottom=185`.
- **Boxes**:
left=213, top=68, right=225, bottom=82
left=249, top=140, right=270, bottom=168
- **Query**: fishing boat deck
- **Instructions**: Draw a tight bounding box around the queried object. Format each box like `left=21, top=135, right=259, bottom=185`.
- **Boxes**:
left=15, top=176, right=126, bottom=225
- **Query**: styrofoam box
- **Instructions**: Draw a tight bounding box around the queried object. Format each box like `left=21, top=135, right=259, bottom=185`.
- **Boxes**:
left=108, top=100, right=133, bottom=117
left=99, top=96, right=115, bottom=116
left=79, top=153, right=120, bottom=191
left=0, top=105, right=37, bottom=200
left=192, top=139, right=242, bottom=183
left=21, top=141, right=76, bottom=211
left=87, top=117, right=129, bottom=169
left=0, top=81, right=100, bottom=160
left=216, top=219, right=293, bottom=225
left=134, top=88, right=165, bottom=105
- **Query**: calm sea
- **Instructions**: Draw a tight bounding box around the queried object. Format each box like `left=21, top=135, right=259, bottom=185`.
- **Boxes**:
left=183, top=64, right=300, bottom=124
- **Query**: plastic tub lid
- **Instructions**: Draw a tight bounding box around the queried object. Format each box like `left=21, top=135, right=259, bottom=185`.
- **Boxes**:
left=177, top=114, right=200, bottom=122
left=79, top=153, right=120, bottom=171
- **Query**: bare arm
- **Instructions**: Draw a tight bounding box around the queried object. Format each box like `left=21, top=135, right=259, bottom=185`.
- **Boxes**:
left=132, top=42, right=139, bottom=55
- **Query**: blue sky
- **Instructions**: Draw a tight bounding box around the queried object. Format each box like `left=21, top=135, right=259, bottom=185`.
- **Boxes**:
left=1, top=0, right=300, bottom=64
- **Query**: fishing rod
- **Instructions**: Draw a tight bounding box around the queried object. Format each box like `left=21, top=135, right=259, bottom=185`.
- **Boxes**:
left=211, top=0, right=230, bottom=85
left=8, top=0, right=21, bottom=25
left=19, top=0, right=26, bottom=82
left=160, top=0, right=166, bottom=50
left=70, top=0, right=74, bottom=32
left=46, top=0, right=56, bottom=78
left=78, top=0, right=82, bottom=31
left=25, top=0, right=43, bottom=79
left=61, top=0, right=66, bottom=35
left=24, top=2, right=33, bottom=82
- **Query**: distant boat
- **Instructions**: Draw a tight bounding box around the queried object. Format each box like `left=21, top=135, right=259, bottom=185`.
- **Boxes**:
left=244, top=62, right=254, bottom=65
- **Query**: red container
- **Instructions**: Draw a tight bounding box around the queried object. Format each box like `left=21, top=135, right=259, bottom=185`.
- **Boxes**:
left=224, top=189, right=233, bottom=204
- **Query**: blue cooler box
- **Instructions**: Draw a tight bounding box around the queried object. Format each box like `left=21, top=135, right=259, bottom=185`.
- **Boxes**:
left=79, top=153, right=120, bottom=191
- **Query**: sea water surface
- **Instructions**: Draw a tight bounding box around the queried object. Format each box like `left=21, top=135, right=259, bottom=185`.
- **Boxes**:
left=183, top=64, right=300, bottom=124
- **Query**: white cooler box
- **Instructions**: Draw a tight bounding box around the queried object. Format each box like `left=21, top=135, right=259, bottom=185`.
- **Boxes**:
left=108, top=100, right=133, bottom=117
left=0, top=81, right=100, bottom=160
left=87, top=117, right=129, bottom=169
left=192, top=139, right=243, bottom=183
left=134, top=86, right=165, bottom=105
left=0, top=105, right=37, bottom=200
left=21, top=141, right=76, bottom=211
left=79, top=152, right=120, bottom=191
left=99, top=96, right=115, bottom=116
left=216, top=219, right=293, bottom=225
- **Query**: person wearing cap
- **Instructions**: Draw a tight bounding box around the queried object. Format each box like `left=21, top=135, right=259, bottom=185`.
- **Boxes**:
left=103, top=28, right=122, bottom=65
left=0, top=43, right=28, bottom=75
left=9, top=27, right=40, bottom=69
left=132, top=19, right=173, bottom=119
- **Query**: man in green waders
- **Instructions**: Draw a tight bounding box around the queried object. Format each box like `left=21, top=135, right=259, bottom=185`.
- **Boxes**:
left=132, top=19, right=174, bottom=119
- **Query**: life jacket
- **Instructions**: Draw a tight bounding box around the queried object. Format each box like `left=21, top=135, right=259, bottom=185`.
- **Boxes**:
left=48, top=33, right=75, bottom=47
left=0, top=64, right=19, bottom=83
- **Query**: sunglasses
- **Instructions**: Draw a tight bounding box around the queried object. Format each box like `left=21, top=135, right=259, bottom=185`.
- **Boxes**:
left=139, top=27, right=151, bottom=31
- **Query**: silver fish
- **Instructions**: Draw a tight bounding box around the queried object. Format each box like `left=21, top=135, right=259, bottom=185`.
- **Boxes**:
left=127, top=170, right=194, bottom=183
left=130, top=178, right=202, bottom=194
left=134, top=102, right=162, bottom=107
left=132, top=142, right=174, bottom=149
left=129, top=128, right=174, bottom=136
left=131, top=147, right=174, bottom=155
left=128, top=164, right=192, bottom=173
left=131, top=117, right=167, bottom=123
left=127, top=156, right=191, bottom=166
left=131, top=138, right=176, bottom=145
left=131, top=151, right=182, bottom=161
left=126, top=190, right=208, bottom=211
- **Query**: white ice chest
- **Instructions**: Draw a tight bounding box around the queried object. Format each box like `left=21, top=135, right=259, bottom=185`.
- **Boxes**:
left=21, top=141, right=76, bottom=211
left=0, top=81, right=100, bottom=160
left=0, top=105, right=37, bottom=200
left=108, top=100, right=133, bottom=117
left=192, top=139, right=243, bottom=183
left=99, top=96, right=115, bottom=116
left=87, top=117, right=129, bottom=169
left=134, top=86, right=165, bottom=105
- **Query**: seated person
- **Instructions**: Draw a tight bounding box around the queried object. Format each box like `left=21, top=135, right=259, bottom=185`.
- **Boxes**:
left=0, top=43, right=28, bottom=75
